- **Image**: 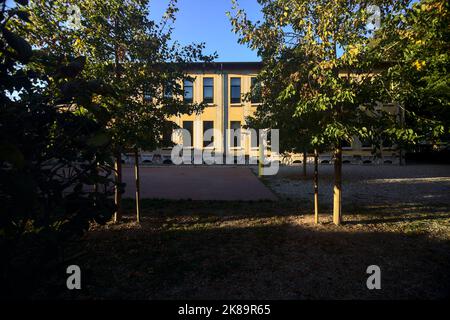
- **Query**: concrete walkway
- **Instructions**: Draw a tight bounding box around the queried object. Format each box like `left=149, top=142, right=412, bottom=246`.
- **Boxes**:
left=122, top=166, right=277, bottom=201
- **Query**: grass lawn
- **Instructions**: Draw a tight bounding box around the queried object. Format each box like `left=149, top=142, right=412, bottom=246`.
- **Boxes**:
left=44, top=199, right=450, bottom=300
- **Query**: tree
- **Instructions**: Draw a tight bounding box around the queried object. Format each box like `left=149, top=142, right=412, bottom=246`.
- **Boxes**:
left=375, top=0, right=449, bottom=149
left=1, top=0, right=115, bottom=297
left=229, top=0, right=411, bottom=224
left=26, top=0, right=214, bottom=221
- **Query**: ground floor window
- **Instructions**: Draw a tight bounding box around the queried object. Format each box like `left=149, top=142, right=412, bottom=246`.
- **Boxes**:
left=203, top=121, right=214, bottom=147
left=183, top=121, right=193, bottom=147
left=230, top=121, right=241, bottom=148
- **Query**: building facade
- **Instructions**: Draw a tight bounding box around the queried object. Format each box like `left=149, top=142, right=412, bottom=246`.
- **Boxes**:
left=136, top=62, right=400, bottom=165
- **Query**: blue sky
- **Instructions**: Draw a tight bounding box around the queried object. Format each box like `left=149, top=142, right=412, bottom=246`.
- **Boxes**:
left=148, top=0, right=262, bottom=62
left=4, top=0, right=262, bottom=61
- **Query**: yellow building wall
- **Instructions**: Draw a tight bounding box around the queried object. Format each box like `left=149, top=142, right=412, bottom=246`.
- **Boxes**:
left=163, top=69, right=399, bottom=165
left=169, top=70, right=260, bottom=156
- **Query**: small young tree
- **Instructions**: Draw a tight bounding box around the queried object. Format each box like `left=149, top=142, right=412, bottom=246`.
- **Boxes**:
left=26, top=0, right=214, bottom=221
left=1, top=0, right=116, bottom=297
left=375, top=0, right=449, bottom=148
left=229, top=0, right=411, bottom=224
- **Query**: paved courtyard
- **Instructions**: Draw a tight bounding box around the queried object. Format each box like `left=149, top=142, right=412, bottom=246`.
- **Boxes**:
left=266, top=164, right=450, bottom=207
left=120, top=164, right=450, bottom=205
left=122, top=166, right=277, bottom=201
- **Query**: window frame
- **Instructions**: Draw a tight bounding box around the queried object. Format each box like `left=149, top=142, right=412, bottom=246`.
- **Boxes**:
left=203, top=77, right=214, bottom=104
left=183, top=79, right=194, bottom=104
left=163, top=83, right=173, bottom=99
left=182, top=120, right=194, bottom=147
left=230, top=121, right=242, bottom=148
left=202, top=121, right=214, bottom=148
left=230, top=77, right=241, bottom=104
left=250, top=77, right=262, bottom=104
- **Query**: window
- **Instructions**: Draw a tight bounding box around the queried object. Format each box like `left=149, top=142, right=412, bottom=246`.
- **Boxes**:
left=342, top=140, right=352, bottom=149
left=161, top=122, right=173, bottom=147
left=230, top=77, right=241, bottom=104
left=182, top=121, right=193, bottom=147
left=230, top=121, right=241, bottom=148
left=183, top=79, right=193, bottom=103
left=251, top=129, right=259, bottom=148
left=203, top=121, right=214, bottom=147
left=164, top=84, right=172, bottom=98
left=382, top=138, right=393, bottom=149
left=251, top=77, right=262, bottom=104
left=361, top=138, right=372, bottom=149
left=203, top=78, right=214, bottom=103
left=143, top=89, right=152, bottom=102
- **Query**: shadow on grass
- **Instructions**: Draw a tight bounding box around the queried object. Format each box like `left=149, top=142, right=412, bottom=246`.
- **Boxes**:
left=36, top=200, right=450, bottom=300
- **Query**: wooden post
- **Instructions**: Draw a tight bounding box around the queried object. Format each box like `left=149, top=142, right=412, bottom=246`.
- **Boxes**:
left=303, top=151, right=307, bottom=177
left=113, top=10, right=122, bottom=224
left=113, top=152, right=122, bottom=223
left=134, top=149, right=141, bottom=224
left=333, top=146, right=342, bottom=225
left=314, top=149, right=319, bottom=224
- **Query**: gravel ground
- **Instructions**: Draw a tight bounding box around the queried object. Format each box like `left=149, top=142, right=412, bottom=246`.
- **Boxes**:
left=265, top=164, right=450, bottom=207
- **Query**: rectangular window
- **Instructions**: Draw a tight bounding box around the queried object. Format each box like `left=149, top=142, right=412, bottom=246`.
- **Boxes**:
left=251, top=77, right=262, bottom=104
left=251, top=129, right=259, bottom=148
left=183, top=79, right=193, bottom=103
left=230, top=77, right=241, bottom=104
left=182, top=121, right=193, bottom=147
left=164, top=84, right=172, bottom=98
left=143, top=89, right=152, bottom=102
left=203, top=78, right=214, bottom=104
left=382, top=139, right=393, bottom=149
left=161, top=122, right=173, bottom=147
left=203, top=121, right=214, bottom=148
left=361, top=139, right=372, bottom=149
left=230, top=121, right=241, bottom=148
left=342, top=140, right=352, bottom=149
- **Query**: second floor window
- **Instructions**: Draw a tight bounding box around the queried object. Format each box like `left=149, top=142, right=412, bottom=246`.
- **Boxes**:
left=164, top=84, right=173, bottom=98
left=251, top=77, right=262, bottom=104
left=143, top=89, right=152, bottom=102
left=203, top=78, right=214, bottom=103
left=184, top=79, right=193, bottom=103
left=230, top=77, right=241, bottom=104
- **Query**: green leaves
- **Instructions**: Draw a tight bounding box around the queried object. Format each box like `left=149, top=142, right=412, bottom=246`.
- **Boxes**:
left=87, top=132, right=110, bottom=147
left=15, top=0, right=29, bottom=6
left=59, top=56, right=86, bottom=78
left=229, top=0, right=419, bottom=152
left=2, top=28, right=32, bottom=63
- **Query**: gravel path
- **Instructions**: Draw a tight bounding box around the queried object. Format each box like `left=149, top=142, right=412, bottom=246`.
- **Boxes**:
left=266, top=164, right=450, bottom=207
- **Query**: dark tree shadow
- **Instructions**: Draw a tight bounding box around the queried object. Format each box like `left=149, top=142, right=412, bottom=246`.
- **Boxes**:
left=26, top=203, right=450, bottom=300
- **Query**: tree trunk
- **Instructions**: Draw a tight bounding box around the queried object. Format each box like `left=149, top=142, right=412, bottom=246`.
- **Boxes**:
left=314, top=149, right=319, bottom=224
left=302, top=151, right=307, bottom=177
left=333, top=146, right=342, bottom=225
left=134, top=149, right=141, bottom=224
left=114, top=152, right=122, bottom=223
